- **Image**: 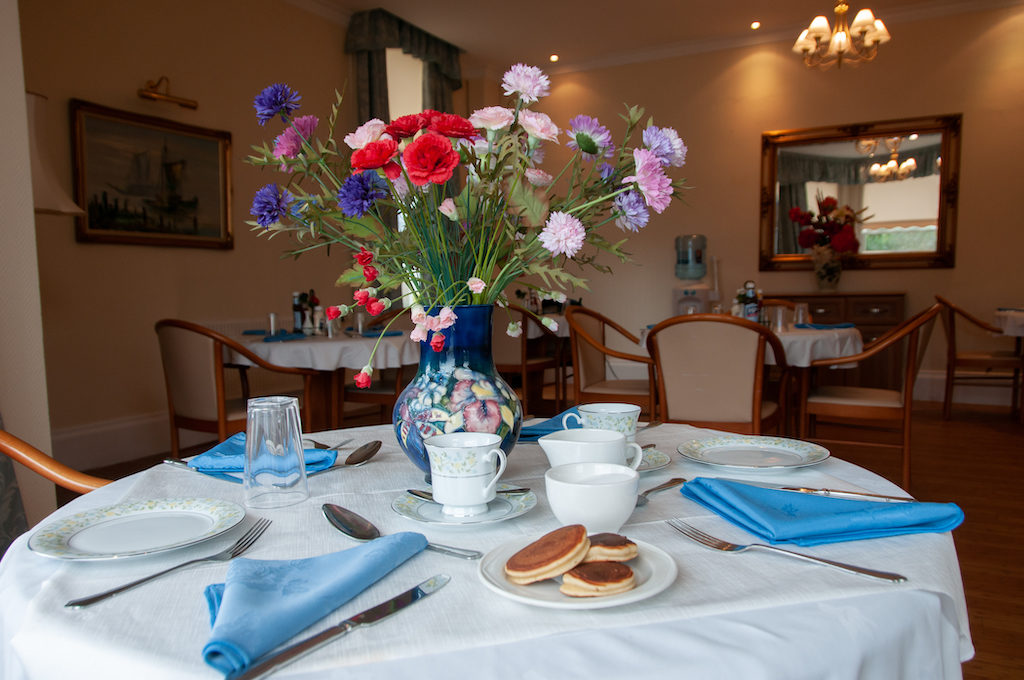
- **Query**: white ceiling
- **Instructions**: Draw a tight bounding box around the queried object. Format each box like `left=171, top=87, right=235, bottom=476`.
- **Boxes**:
left=297, top=0, right=1022, bottom=75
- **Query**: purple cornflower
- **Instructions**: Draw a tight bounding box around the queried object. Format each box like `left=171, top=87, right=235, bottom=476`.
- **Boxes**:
left=337, top=172, right=388, bottom=217
left=566, top=115, right=613, bottom=161
left=613, top=190, right=650, bottom=232
left=250, top=183, right=293, bottom=227
left=253, top=83, right=301, bottom=125
left=642, top=125, right=688, bottom=167
left=599, top=163, right=616, bottom=180
left=501, top=64, right=550, bottom=104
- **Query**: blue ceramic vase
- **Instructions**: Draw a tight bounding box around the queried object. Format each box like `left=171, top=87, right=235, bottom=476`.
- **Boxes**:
left=393, top=305, right=522, bottom=475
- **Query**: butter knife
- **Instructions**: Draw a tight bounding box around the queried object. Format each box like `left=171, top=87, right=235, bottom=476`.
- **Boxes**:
left=714, top=477, right=916, bottom=503
left=226, top=574, right=451, bottom=680
left=407, top=488, right=530, bottom=502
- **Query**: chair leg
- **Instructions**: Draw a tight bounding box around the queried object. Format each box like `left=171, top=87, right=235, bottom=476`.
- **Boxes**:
left=942, top=365, right=955, bottom=421
left=169, top=422, right=180, bottom=459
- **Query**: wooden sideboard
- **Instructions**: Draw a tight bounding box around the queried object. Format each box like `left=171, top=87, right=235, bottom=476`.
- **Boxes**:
left=766, top=292, right=906, bottom=389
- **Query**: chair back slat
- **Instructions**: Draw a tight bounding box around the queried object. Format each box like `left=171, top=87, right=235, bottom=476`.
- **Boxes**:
left=156, top=323, right=222, bottom=421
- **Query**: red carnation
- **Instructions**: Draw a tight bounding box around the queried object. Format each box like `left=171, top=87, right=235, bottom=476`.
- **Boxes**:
left=384, top=161, right=402, bottom=180
left=818, top=196, right=838, bottom=214
left=430, top=331, right=446, bottom=352
left=363, top=264, right=379, bottom=283
left=326, top=305, right=342, bottom=321
left=354, top=370, right=372, bottom=389
left=353, top=289, right=371, bottom=306
left=403, top=132, right=460, bottom=186
left=830, top=224, right=860, bottom=253
left=366, top=297, right=386, bottom=316
left=351, top=139, right=398, bottom=172
left=385, top=114, right=426, bottom=140
left=355, top=246, right=374, bottom=265
left=428, top=113, right=478, bottom=139
left=798, top=228, right=819, bottom=249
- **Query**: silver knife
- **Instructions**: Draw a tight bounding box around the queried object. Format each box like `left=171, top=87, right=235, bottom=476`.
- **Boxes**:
left=226, top=574, right=451, bottom=680
left=714, top=477, right=916, bottom=503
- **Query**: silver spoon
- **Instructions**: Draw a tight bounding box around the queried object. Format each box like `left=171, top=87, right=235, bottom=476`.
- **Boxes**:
left=302, top=437, right=354, bottom=450
left=322, top=503, right=482, bottom=560
left=407, top=487, right=530, bottom=502
left=636, top=477, right=687, bottom=507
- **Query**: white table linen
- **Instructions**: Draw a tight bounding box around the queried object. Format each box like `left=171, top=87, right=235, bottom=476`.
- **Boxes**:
left=770, top=326, right=863, bottom=368
left=230, top=333, right=418, bottom=372
left=1, top=423, right=971, bottom=679
left=525, top=313, right=569, bottom=339
left=994, top=309, right=1024, bottom=337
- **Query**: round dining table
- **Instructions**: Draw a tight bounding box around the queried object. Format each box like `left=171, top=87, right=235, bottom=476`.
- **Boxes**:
left=0, top=423, right=971, bottom=679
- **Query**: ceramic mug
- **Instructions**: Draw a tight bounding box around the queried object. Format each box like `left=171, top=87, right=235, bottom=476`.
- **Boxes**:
left=563, top=403, right=642, bottom=442
left=537, top=428, right=643, bottom=470
left=545, top=462, right=639, bottom=533
left=424, top=432, right=507, bottom=517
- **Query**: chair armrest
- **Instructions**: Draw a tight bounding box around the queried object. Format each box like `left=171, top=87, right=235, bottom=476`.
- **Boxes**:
left=0, top=431, right=110, bottom=494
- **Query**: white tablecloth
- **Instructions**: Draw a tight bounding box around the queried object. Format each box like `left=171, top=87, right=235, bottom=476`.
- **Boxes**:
left=771, top=326, right=863, bottom=368
left=526, top=314, right=569, bottom=340
left=994, top=309, right=1024, bottom=337
left=230, top=333, right=418, bottom=372
left=0, top=424, right=972, bottom=679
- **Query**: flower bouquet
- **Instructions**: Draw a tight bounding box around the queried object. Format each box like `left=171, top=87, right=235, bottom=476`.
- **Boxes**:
left=789, top=193, right=866, bottom=289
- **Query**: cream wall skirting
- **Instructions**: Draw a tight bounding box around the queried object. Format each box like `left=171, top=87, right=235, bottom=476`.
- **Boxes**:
left=52, top=412, right=212, bottom=470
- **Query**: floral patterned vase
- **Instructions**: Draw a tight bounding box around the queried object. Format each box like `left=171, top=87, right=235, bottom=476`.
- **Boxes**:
left=393, top=305, right=522, bottom=476
left=811, top=244, right=841, bottom=290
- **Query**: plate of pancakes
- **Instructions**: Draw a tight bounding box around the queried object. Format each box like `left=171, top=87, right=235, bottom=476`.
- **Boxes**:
left=478, top=525, right=677, bottom=609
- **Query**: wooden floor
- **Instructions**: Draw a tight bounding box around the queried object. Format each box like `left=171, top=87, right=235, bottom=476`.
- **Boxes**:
left=70, top=402, right=1022, bottom=678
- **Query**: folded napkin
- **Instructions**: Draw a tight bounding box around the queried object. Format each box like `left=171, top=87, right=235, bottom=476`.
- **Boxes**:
left=794, top=322, right=856, bottom=330
left=262, top=332, right=307, bottom=342
left=203, top=532, right=427, bottom=675
left=188, top=432, right=336, bottom=483
left=242, top=329, right=268, bottom=335
left=680, top=477, right=964, bottom=546
left=345, top=326, right=403, bottom=338
left=518, top=407, right=581, bottom=442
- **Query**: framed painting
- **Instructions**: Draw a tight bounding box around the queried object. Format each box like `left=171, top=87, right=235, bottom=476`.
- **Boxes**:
left=70, top=99, right=232, bottom=248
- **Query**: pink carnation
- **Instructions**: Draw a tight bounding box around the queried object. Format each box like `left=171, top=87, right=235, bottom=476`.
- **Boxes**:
left=623, top=148, right=673, bottom=214
left=467, top=277, right=486, bottom=294
left=410, top=304, right=428, bottom=325
left=344, top=119, right=389, bottom=150
left=469, top=106, right=515, bottom=131
left=539, top=211, right=586, bottom=257
left=272, top=115, right=319, bottom=168
left=518, top=110, right=559, bottom=143
left=501, top=63, right=550, bottom=104
left=436, top=306, right=458, bottom=329
left=525, top=168, right=553, bottom=187
left=439, top=198, right=459, bottom=221
left=410, top=324, right=428, bottom=342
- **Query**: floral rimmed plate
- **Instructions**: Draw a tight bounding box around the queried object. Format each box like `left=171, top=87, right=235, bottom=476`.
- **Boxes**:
left=677, top=435, right=830, bottom=470
left=27, top=497, right=245, bottom=560
left=638, top=449, right=671, bottom=473
left=392, top=483, right=537, bottom=526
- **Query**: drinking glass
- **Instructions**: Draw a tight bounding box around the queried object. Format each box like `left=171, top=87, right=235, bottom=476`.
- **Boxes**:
left=244, top=396, right=309, bottom=509
left=793, top=303, right=810, bottom=327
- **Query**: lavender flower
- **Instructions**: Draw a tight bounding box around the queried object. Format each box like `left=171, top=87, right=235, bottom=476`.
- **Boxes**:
left=613, top=190, right=650, bottom=232
left=337, top=172, right=387, bottom=217
left=253, top=83, right=301, bottom=125
left=643, top=125, right=688, bottom=167
left=501, top=64, right=550, bottom=104
left=250, top=183, right=293, bottom=227
left=567, top=115, right=613, bottom=161
left=599, top=163, right=616, bottom=180
left=623, top=148, right=673, bottom=214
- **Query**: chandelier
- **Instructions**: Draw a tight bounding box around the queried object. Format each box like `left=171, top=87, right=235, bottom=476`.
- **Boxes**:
left=856, top=136, right=918, bottom=182
left=793, top=2, right=891, bottom=69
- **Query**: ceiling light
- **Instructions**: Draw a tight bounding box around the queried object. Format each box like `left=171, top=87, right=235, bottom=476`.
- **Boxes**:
left=750, top=21, right=761, bottom=30
left=867, top=137, right=917, bottom=182
left=793, top=1, right=890, bottom=69
left=549, top=54, right=559, bottom=62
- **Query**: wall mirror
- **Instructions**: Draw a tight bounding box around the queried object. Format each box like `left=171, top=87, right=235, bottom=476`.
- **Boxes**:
left=759, top=114, right=961, bottom=271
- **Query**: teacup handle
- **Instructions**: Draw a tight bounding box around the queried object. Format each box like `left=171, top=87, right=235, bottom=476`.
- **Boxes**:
left=624, top=442, right=644, bottom=470
left=562, top=412, right=582, bottom=429
left=483, top=448, right=508, bottom=494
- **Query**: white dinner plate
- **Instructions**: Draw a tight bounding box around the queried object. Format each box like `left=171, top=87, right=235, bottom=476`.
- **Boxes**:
left=27, top=497, right=245, bottom=560
left=638, top=449, right=671, bottom=473
left=677, top=435, right=830, bottom=470
left=478, top=537, right=677, bottom=610
left=391, top=483, right=537, bottom=526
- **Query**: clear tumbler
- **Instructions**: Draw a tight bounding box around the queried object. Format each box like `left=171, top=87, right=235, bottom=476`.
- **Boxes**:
left=244, top=396, right=309, bottom=509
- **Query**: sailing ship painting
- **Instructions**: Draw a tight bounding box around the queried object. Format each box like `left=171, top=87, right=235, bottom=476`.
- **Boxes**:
left=72, top=100, right=232, bottom=248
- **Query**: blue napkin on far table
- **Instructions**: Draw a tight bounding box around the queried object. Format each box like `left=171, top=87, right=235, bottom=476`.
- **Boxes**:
left=518, top=407, right=581, bottom=442
left=346, top=326, right=404, bottom=338
left=188, top=432, right=336, bottom=483
left=202, top=532, right=427, bottom=675
left=680, top=477, right=964, bottom=546
left=242, top=329, right=268, bottom=335
left=794, top=322, right=856, bottom=330
left=262, top=331, right=307, bottom=342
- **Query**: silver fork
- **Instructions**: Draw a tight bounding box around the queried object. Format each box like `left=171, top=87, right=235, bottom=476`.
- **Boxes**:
left=303, top=437, right=353, bottom=450
left=665, top=519, right=906, bottom=583
left=65, top=517, right=272, bottom=608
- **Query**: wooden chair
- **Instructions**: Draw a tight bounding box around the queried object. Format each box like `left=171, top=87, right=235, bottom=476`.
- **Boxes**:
left=342, top=307, right=419, bottom=424
left=564, top=306, right=655, bottom=416
left=0, top=429, right=110, bottom=494
left=155, top=319, right=320, bottom=457
left=645, top=314, right=789, bottom=434
left=799, top=303, right=941, bottom=490
left=935, top=295, right=1024, bottom=422
left=492, top=303, right=564, bottom=416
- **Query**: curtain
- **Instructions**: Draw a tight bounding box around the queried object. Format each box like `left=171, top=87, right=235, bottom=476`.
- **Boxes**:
left=0, top=412, right=29, bottom=557
left=776, top=184, right=808, bottom=254
left=345, top=9, right=463, bottom=121
left=778, top=143, right=943, bottom=186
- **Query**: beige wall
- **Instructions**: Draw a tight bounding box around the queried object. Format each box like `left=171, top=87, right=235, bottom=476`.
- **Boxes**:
left=15, top=3, right=1024, bottom=469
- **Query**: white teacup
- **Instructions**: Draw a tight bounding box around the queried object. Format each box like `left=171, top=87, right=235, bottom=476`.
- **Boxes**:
left=563, top=403, right=642, bottom=442
left=424, top=432, right=507, bottom=518
left=537, top=428, right=643, bottom=469
left=545, top=462, right=639, bottom=533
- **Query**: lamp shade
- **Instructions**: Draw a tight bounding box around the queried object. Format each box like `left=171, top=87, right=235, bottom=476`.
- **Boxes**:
left=850, top=9, right=876, bottom=32
left=806, top=15, right=831, bottom=40
left=26, top=92, right=84, bottom=216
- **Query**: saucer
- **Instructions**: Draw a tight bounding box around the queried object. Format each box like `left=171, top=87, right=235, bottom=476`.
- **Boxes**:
left=638, top=449, right=671, bottom=473
left=392, top=483, right=537, bottom=526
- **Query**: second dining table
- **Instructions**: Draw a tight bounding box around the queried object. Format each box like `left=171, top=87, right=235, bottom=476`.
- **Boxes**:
left=0, top=422, right=972, bottom=679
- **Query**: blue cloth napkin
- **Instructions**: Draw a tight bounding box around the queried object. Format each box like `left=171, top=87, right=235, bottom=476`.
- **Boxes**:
left=345, top=326, right=403, bottom=338
left=202, top=532, right=427, bottom=675
left=680, top=477, right=964, bottom=546
left=188, top=432, right=336, bottom=484
left=262, top=332, right=307, bottom=342
left=794, top=322, right=856, bottom=330
left=517, top=407, right=581, bottom=442
left=242, top=329, right=268, bottom=335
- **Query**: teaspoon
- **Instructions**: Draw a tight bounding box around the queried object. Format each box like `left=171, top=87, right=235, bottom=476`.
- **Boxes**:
left=322, top=503, right=482, bottom=560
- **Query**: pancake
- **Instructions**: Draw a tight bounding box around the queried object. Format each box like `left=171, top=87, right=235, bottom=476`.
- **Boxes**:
left=559, top=561, right=636, bottom=597
left=583, top=533, right=639, bottom=563
left=504, top=525, right=590, bottom=585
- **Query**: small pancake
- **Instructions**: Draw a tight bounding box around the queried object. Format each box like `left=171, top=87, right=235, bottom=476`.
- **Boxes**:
left=505, top=525, right=590, bottom=585
left=583, top=533, right=639, bottom=563
left=559, top=561, right=636, bottom=597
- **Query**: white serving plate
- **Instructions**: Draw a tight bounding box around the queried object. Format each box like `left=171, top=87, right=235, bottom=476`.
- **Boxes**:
left=677, top=435, right=830, bottom=470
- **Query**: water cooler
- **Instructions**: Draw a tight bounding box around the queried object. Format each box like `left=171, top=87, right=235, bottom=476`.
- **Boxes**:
left=672, top=234, right=720, bottom=315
